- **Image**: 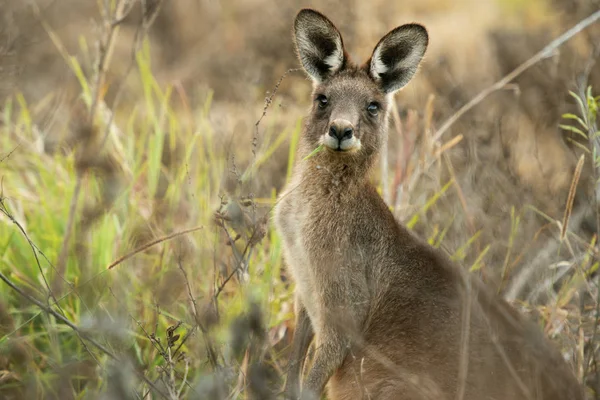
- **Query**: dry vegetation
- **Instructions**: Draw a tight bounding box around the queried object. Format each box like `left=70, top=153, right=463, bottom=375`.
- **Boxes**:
left=1, top=0, right=600, bottom=399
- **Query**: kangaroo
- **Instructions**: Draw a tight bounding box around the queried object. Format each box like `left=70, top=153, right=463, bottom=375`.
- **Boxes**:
left=273, top=8, right=585, bottom=400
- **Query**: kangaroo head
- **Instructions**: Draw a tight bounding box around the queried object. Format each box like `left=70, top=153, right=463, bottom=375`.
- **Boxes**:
left=294, top=9, right=428, bottom=167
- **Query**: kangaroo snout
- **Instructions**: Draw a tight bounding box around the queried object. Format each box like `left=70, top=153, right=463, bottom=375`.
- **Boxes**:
left=329, top=119, right=354, bottom=141
left=324, top=119, right=359, bottom=151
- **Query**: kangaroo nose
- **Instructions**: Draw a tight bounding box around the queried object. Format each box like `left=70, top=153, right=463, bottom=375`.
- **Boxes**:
left=329, top=119, right=354, bottom=141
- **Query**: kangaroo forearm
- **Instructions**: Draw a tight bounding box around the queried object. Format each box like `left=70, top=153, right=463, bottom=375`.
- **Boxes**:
left=303, top=334, right=350, bottom=399
left=285, top=303, right=314, bottom=398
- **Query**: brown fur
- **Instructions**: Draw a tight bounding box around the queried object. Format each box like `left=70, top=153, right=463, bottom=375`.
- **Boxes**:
left=274, top=9, right=584, bottom=400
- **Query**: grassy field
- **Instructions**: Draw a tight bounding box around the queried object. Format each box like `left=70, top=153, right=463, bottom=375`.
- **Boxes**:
left=1, top=0, right=600, bottom=399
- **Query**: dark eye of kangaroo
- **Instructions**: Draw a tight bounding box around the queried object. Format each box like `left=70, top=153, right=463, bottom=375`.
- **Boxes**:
left=367, top=102, right=379, bottom=116
left=316, top=94, right=328, bottom=109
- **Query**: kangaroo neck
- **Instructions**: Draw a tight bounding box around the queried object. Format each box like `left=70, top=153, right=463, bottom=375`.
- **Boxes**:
left=293, top=139, right=375, bottom=199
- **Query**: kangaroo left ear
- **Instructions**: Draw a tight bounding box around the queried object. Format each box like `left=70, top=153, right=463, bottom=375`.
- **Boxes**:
left=368, top=24, right=428, bottom=94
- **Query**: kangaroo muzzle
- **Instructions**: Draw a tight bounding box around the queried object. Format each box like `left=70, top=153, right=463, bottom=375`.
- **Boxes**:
left=323, top=118, right=360, bottom=152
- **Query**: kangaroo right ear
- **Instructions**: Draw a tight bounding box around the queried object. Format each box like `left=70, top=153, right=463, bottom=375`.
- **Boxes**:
left=293, top=9, right=346, bottom=83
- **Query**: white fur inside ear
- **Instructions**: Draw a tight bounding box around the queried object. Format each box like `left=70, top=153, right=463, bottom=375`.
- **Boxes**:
left=295, top=29, right=318, bottom=59
left=295, top=20, right=344, bottom=82
left=323, top=37, right=344, bottom=70
left=371, top=46, right=388, bottom=77
left=370, top=29, right=427, bottom=84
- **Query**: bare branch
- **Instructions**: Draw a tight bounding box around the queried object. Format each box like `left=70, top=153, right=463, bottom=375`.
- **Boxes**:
left=107, top=226, right=204, bottom=270
left=433, top=9, right=600, bottom=142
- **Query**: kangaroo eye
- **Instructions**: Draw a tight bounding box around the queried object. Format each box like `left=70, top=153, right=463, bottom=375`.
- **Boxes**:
left=367, top=102, right=379, bottom=116
left=316, top=95, right=328, bottom=109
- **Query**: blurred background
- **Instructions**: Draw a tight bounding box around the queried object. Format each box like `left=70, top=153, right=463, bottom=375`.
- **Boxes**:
left=1, top=0, right=600, bottom=398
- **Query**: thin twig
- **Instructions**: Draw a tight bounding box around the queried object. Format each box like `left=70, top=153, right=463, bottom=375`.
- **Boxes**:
left=433, top=9, right=600, bottom=142
left=561, top=154, right=585, bottom=240
left=53, top=177, right=82, bottom=290
left=0, top=144, right=21, bottom=163
left=107, top=226, right=203, bottom=270
left=0, top=199, right=55, bottom=300
left=213, top=227, right=257, bottom=299
left=242, top=67, right=302, bottom=186
left=254, top=68, right=302, bottom=137
left=178, top=259, right=219, bottom=369
left=380, top=97, right=394, bottom=205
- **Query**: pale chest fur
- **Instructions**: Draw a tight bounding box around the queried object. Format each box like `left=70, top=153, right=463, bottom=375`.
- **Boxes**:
left=274, top=183, right=321, bottom=324
left=274, top=175, right=373, bottom=329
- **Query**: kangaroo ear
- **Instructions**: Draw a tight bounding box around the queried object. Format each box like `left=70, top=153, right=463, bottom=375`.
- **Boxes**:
left=368, top=24, right=428, bottom=94
left=294, top=9, right=346, bottom=82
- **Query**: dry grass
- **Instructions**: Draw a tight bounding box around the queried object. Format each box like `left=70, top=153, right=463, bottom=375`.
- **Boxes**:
left=0, top=0, right=599, bottom=399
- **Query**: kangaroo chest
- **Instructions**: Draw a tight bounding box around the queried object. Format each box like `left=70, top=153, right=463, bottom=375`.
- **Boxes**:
left=275, top=186, right=371, bottom=324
